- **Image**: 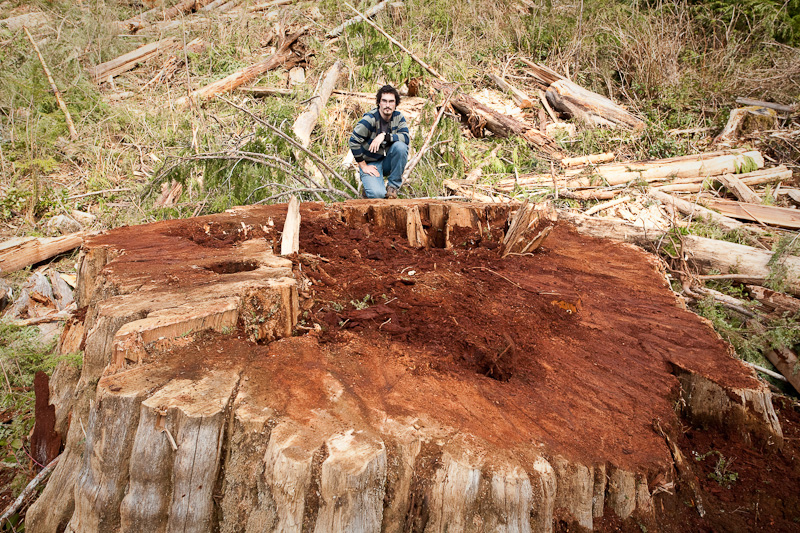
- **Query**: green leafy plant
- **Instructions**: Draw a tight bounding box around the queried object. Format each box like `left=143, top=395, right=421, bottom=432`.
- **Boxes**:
left=694, top=450, right=739, bottom=488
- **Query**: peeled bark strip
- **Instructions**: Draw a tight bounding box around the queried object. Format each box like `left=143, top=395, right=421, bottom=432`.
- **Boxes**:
left=175, top=29, right=306, bottom=109
left=649, top=189, right=747, bottom=232
left=292, top=60, right=345, bottom=147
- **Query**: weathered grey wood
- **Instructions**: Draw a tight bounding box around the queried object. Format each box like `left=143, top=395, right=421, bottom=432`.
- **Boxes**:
left=735, top=97, right=795, bottom=114
left=292, top=61, right=345, bottom=148
left=488, top=73, right=533, bottom=108
left=717, top=173, right=762, bottom=203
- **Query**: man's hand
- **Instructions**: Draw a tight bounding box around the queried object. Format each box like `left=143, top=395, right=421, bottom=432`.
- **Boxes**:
left=368, top=132, right=385, bottom=153
left=359, top=161, right=380, bottom=177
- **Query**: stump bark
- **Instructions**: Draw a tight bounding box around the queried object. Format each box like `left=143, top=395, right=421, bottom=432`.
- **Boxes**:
left=26, top=200, right=782, bottom=532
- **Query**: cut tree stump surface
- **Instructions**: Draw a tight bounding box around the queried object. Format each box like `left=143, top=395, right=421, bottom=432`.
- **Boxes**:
left=27, top=200, right=782, bottom=532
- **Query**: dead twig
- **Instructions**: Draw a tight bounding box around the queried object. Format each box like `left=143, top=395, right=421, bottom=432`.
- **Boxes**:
left=402, top=86, right=458, bottom=184
left=343, top=2, right=446, bottom=81
left=0, top=455, right=60, bottom=526
left=220, top=97, right=358, bottom=197
left=24, top=27, right=77, bottom=140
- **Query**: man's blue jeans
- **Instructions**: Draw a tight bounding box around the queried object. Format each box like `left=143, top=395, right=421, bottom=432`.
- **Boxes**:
left=359, top=142, right=408, bottom=199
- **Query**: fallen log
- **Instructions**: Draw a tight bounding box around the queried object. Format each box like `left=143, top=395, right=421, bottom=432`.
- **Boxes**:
left=700, top=199, right=800, bottom=230
left=487, top=73, right=533, bottom=109
left=429, top=80, right=563, bottom=159
left=560, top=189, right=620, bottom=201
left=118, top=0, right=215, bottom=33
left=519, top=58, right=644, bottom=131
left=88, top=38, right=177, bottom=83
left=175, top=28, right=306, bottom=109
left=247, top=0, right=294, bottom=12
left=652, top=165, right=792, bottom=193
left=749, top=320, right=800, bottom=394
left=497, top=150, right=764, bottom=190
left=292, top=60, right=345, bottom=148
left=0, top=11, right=48, bottom=31
left=649, top=189, right=748, bottom=232
left=326, top=0, right=394, bottom=38
left=0, top=233, right=87, bottom=274
left=747, top=285, right=800, bottom=316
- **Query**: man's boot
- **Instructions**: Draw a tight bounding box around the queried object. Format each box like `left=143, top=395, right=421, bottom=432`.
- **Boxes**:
left=386, top=185, right=398, bottom=199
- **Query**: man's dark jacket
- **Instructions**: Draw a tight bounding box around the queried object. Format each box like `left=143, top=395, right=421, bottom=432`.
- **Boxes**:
left=349, top=108, right=410, bottom=163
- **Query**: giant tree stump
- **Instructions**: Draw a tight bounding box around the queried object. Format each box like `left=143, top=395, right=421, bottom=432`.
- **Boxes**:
left=27, top=200, right=781, bottom=532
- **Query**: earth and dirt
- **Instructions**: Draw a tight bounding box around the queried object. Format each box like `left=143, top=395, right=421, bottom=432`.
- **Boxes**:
left=16, top=200, right=798, bottom=532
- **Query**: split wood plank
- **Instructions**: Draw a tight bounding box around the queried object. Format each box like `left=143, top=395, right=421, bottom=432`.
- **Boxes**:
left=88, top=38, right=177, bottom=83
left=280, top=196, right=300, bottom=256
left=487, top=73, right=533, bottom=109
left=500, top=202, right=556, bottom=257
left=649, top=189, right=748, bottom=232
left=175, top=28, right=306, bottom=109
left=327, top=0, right=394, bottom=38
left=0, top=233, right=87, bottom=274
left=583, top=195, right=631, bottom=216
left=24, top=27, right=77, bottom=141
left=559, top=189, right=620, bottom=201
left=428, top=79, right=562, bottom=159
left=717, top=173, right=761, bottom=203
left=700, top=199, right=800, bottom=229
left=292, top=60, right=345, bottom=148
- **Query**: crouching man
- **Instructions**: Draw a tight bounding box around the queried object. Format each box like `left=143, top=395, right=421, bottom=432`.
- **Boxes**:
left=349, top=85, right=409, bottom=199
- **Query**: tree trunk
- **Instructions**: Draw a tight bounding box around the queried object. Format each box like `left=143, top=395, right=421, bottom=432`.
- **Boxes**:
left=24, top=201, right=785, bottom=533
